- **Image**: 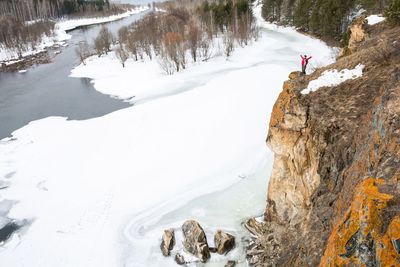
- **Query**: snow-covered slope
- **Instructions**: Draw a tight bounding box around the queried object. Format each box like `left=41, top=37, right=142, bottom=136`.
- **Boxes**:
left=0, top=4, right=336, bottom=267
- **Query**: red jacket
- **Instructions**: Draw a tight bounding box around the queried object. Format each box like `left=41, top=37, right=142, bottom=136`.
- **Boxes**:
left=301, top=55, right=312, bottom=66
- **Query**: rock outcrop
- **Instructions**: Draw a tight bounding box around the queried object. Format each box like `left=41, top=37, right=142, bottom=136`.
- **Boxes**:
left=214, top=230, right=235, bottom=255
left=160, top=229, right=175, bottom=256
left=182, top=220, right=211, bottom=262
left=174, top=253, right=186, bottom=265
left=348, top=16, right=368, bottom=52
left=320, top=178, right=400, bottom=266
left=244, top=218, right=266, bottom=237
left=247, top=21, right=400, bottom=266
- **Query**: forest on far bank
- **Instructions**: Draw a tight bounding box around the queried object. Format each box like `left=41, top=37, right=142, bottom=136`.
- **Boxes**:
left=261, top=0, right=399, bottom=43
left=0, top=0, right=131, bottom=60
left=0, top=0, right=121, bottom=21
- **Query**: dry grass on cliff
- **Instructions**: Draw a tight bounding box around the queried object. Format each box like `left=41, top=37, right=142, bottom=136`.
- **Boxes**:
left=297, top=23, right=400, bottom=92
left=289, top=22, right=400, bottom=131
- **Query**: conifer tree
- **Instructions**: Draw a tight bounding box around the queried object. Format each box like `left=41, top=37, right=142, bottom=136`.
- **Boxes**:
left=293, top=0, right=312, bottom=30
left=385, top=0, right=400, bottom=25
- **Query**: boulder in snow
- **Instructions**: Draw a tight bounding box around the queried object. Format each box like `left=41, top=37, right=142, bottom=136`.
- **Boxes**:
left=174, top=253, right=186, bottom=265
left=160, top=229, right=175, bottom=256
left=182, top=220, right=210, bottom=262
left=214, top=230, right=235, bottom=255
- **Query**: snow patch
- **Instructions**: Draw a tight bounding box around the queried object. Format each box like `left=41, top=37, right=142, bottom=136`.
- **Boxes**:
left=154, top=7, right=167, bottom=13
left=301, top=64, right=364, bottom=95
left=366, top=14, right=385, bottom=25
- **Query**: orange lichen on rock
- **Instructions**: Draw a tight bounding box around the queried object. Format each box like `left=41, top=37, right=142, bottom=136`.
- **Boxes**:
left=268, top=81, right=293, bottom=128
left=320, top=177, right=399, bottom=267
left=378, top=216, right=400, bottom=266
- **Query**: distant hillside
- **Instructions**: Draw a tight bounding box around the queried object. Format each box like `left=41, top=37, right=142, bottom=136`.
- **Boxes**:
left=0, top=0, right=119, bottom=21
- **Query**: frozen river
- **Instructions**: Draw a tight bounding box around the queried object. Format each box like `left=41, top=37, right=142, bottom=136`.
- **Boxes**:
left=0, top=4, right=335, bottom=266
left=0, top=11, right=149, bottom=139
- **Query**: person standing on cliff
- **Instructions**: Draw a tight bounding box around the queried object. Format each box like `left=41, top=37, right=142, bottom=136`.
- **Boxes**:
left=301, top=54, right=312, bottom=75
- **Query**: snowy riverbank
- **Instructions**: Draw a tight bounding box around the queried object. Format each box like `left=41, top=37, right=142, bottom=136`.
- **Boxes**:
left=0, top=3, right=336, bottom=267
left=0, top=6, right=149, bottom=65
left=70, top=10, right=336, bottom=103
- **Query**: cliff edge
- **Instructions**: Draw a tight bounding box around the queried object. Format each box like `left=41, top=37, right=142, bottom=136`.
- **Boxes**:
left=247, top=19, right=400, bottom=266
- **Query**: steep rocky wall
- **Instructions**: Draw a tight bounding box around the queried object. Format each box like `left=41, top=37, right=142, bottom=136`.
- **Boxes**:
left=247, top=22, right=400, bottom=266
left=320, top=178, right=400, bottom=266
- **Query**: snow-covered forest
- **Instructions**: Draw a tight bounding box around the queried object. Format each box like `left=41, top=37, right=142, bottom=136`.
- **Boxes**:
left=0, top=0, right=131, bottom=62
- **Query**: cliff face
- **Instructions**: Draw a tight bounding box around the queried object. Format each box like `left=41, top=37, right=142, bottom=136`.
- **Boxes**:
left=247, top=21, right=400, bottom=266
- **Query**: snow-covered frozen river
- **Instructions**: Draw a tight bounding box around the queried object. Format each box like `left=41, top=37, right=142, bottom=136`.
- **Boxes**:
left=0, top=4, right=336, bottom=267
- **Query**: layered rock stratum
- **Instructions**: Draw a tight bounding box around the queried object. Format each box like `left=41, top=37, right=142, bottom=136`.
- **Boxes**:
left=247, top=20, right=400, bottom=266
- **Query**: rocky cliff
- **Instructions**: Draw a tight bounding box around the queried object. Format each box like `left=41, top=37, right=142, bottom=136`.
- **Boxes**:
left=247, top=19, right=400, bottom=266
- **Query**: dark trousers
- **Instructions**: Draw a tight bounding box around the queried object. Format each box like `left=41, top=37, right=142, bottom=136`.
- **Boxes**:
left=302, top=64, right=307, bottom=75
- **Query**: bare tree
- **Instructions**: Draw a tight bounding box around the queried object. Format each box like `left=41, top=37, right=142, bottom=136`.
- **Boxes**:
left=163, top=32, right=184, bottom=72
left=126, top=31, right=139, bottom=61
left=177, top=41, right=187, bottom=70
left=93, top=36, right=104, bottom=57
left=141, top=38, right=153, bottom=60
left=237, top=11, right=251, bottom=46
left=76, top=40, right=91, bottom=65
left=187, top=22, right=200, bottom=62
left=223, top=32, right=235, bottom=58
left=101, top=26, right=113, bottom=54
left=158, top=49, right=175, bottom=75
left=115, top=44, right=129, bottom=67
left=94, top=26, right=113, bottom=56
left=118, top=26, right=129, bottom=45
left=199, top=37, right=212, bottom=61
